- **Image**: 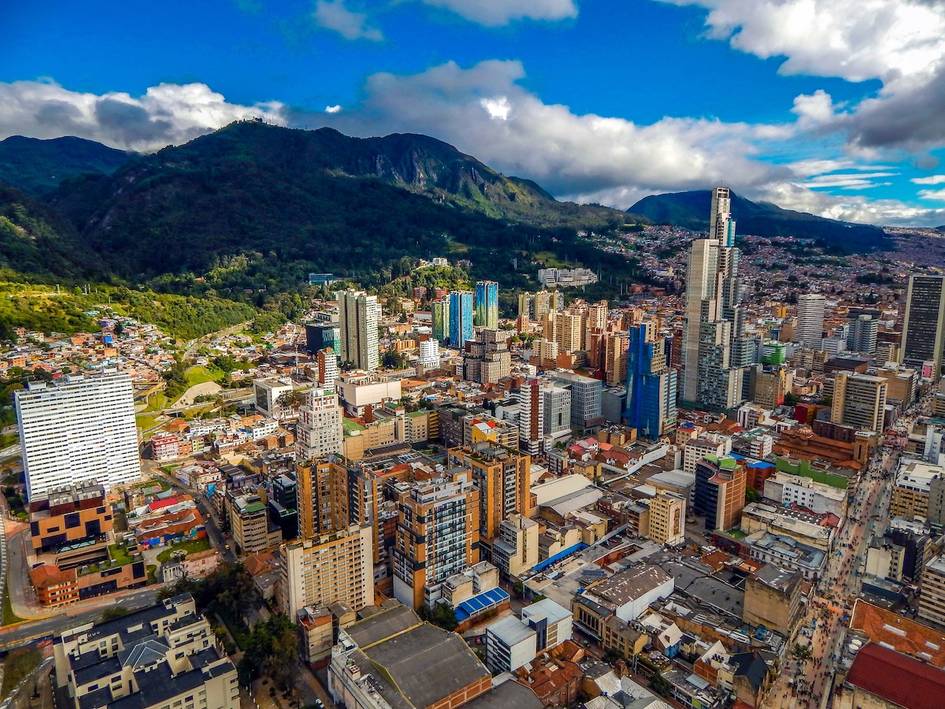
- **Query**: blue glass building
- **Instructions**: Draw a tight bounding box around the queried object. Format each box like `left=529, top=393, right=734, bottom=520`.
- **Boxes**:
left=624, top=324, right=678, bottom=439
left=474, top=281, right=499, bottom=329
left=449, top=291, right=474, bottom=348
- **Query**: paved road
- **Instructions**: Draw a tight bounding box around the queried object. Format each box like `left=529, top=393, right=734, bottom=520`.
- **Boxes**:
left=764, top=394, right=931, bottom=708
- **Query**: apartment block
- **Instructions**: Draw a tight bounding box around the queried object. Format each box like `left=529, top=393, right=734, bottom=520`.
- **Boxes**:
left=297, top=460, right=348, bottom=539
left=296, top=387, right=343, bottom=461
left=831, top=372, right=888, bottom=433
left=646, top=491, right=686, bottom=546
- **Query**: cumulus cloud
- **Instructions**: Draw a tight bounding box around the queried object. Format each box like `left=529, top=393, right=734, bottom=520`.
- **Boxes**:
left=313, top=0, right=383, bottom=41
left=420, top=0, right=578, bottom=26
left=666, top=1, right=945, bottom=151
left=0, top=80, right=286, bottom=151
left=324, top=104, right=343, bottom=114
left=316, top=59, right=791, bottom=201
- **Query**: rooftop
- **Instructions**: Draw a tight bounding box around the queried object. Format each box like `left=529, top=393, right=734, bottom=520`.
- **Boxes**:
left=844, top=643, right=945, bottom=709
left=850, top=599, right=945, bottom=669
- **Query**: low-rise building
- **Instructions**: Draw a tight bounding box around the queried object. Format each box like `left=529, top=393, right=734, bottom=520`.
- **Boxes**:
left=742, top=564, right=803, bottom=635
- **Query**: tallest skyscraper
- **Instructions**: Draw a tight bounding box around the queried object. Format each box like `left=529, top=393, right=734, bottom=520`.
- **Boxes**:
left=681, top=186, right=745, bottom=410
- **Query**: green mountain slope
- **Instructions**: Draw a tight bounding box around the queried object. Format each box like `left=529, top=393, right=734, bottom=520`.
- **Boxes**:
left=49, top=121, right=626, bottom=294
left=0, top=135, right=131, bottom=195
left=628, top=189, right=887, bottom=250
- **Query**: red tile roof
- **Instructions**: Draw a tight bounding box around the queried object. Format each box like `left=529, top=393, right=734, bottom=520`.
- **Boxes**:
left=845, top=643, right=945, bottom=709
left=849, top=600, right=945, bottom=669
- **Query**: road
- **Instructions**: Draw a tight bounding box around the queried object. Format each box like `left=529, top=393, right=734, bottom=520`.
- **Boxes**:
left=763, top=394, right=930, bottom=708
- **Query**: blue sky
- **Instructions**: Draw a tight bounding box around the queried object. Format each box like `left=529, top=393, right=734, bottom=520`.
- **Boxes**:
left=3, top=0, right=945, bottom=225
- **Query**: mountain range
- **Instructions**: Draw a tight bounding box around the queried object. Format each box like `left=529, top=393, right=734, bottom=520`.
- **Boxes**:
left=0, top=122, right=891, bottom=298
left=628, top=190, right=887, bottom=250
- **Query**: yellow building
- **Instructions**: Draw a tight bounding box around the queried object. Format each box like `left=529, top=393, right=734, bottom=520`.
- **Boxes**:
left=646, top=491, right=686, bottom=546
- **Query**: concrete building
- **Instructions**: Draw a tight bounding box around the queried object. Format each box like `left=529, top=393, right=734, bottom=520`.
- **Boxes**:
left=831, top=372, right=888, bottom=433
left=278, top=525, right=374, bottom=620
left=462, top=329, right=511, bottom=384
left=549, top=370, right=603, bottom=429
left=891, top=459, right=945, bottom=520
left=683, top=435, right=732, bottom=475
left=486, top=615, right=537, bottom=673
left=337, top=290, right=380, bottom=371
left=474, top=280, right=499, bottom=329
left=15, top=373, right=141, bottom=500
left=297, top=460, right=348, bottom=539
left=572, top=565, right=674, bottom=638
left=521, top=598, right=573, bottom=652
left=796, top=293, right=826, bottom=349
left=253, top=377, right=294, bottom=418
left=53, top=594, right=239, bottom=709
left=919, top=555, right=945, bottom=627
left=742, top=564, right=802, bottom=635
left=694, top=455, right=746, bottom=531
left=847, top=313, right=878, bottom=354
left=543, top=384, right=572, bottom=439
left=646, top=491, right=686, bottom=546
left=491, top=513, right=539, bottom=578
left=901, top=274, right=945, bottom=379
left=763, top=471, right=847, bottom=517
left=517, top=378, right=545, bottom=455
left=296, top=387, right=343, bottom=461
left=227, top=493, right=281, bottom=554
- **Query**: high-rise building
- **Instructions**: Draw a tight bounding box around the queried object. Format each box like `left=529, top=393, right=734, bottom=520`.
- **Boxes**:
left=625, top=323, right=678, bottom=439
left=316, top=348, right=338, bottom=388
left=604, top=332, right=629, bottom=386
left=392, top=469, right=480, bottom=609
left=516, top=378, right=545, bottom=455
left=449, top=290, right=474, bottom=348
left=449, top=445, right=533, bottom=547
left=474, top=280, right=499, bottom=329
left=694, top=455, right=746, bottom=531
left=847, top=313, right=878, bottom=354
left=418, top=338, right=440, bottom=368
left=646, top=491, right=686, bottom=546
left=306, top=323, right=340, bottom=356
left=681, top=186, right=745, bottom=410
left=796, top=293, right=826, bottom=349
left=542, top=385, right=572, bottom=438
left=278, top=525, right=375, bottom=620
left=901, top=274, right=945, bottom=378
left=549, top=371, right=603, bottom=429
left=831, top=372, right=888, bottom=433
left=462, top=329, right=512, bottom=384
left=337, top=290, right=380, bottom=371
left=432, top=297, right=450, bottom=342
left=554, top=312, right=584, bottom=354
left=296, top=460, right=348, bottom=539
left=296, top=387, right=343, bottom=461
left=15, top=373, right=141, bottom=500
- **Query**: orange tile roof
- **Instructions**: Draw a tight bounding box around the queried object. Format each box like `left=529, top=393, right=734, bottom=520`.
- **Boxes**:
left=849, top=599, right=945, bottom=669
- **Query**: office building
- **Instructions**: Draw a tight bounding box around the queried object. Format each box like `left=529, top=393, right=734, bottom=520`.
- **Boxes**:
left=449, top=290, right=474, bottom=349
left=278, top=525, right=374, bottom=620
left=337, top=290, right=380, bottom=371
left=847, top=313, right=878, bottom=354
left=432, top=297, right=450, bottom=342
left=486, top=616, right=537, bottom=673
left=15, top=373, right=141, bottom=501
left=253, top=377, right=294, bottom=418
left=29, top=484, right=112, bottom=567
left=693, top=455, right=746, bottom=531
left=549, top=370, right=603, bottom=429
left=625, top=323, right=678, bottom=439
left=901, top=274, right=945, bottom=378
left=543, top=385, right=572, bottom=438
left=474, top=280, right=499, bottom=329
left=682, top=187, right=744, bottom=410
left=227, top=492, right=282, bottom=554
left=831, top=372, right=888, bottom=432
left=796, top=293, right=826, bottom=349
left=462, top=329, right=512, bottom=384
left=392, top=470, right=480, bottom=609
left=306, top=323, right=340, bottom=356
left=516, top=378, right=545, bottom=455
left=53, top=594, right=239, bottom=709
left=297, top=460, right=348, bottom=539
left=296, top=387, right=343, bottom=461
left=449, top=444, right=533, bottom=546
left=742, top=565, right=802, bottom=635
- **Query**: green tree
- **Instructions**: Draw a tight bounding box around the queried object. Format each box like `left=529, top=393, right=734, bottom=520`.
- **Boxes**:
left=238, top=614, right=298, bottom=690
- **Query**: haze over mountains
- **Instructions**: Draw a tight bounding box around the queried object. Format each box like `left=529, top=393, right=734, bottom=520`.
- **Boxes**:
left=0, top=121, right=895, bottom=291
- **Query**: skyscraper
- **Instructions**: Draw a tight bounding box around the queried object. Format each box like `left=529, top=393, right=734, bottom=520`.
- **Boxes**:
left=449, top=290, right=474, bottom=348
left=624, top=323, right=678, bottom=439
left=15, top=372, right=141, bottom=500
left=831, top=372, right=888, bottom=433
left=901, top=274, right=945, bottom=378
left=474, top=280, right=499, bottom=329
left=296, top=387, right=343, bottom=461
left=516, top=378, right=545, bottom=456
left=336, top=290, right=380, bottom=371
left=796, top=293, right=826, bottom=349
left=431, top=297, right=450, bottom=342
left=681, top=186, right=744, bottom=410
left=847, top=313, right=878, bottom=354
left=296, top=460, right=348, bottom=539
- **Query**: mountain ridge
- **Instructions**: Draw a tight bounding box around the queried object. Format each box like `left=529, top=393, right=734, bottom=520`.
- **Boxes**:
left=0, top=135, right=131, bottom=195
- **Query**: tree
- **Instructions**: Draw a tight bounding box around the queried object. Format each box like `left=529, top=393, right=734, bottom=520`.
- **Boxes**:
left=238, top=614, right=298, bottom=690
left=382, top=349, right=407, bottom=370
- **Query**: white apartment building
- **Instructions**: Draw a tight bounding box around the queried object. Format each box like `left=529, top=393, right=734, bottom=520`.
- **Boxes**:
left=15, top=372, right=141, bottom=500
left=297, top=387, right=343, bottom=461
left=796, top=293, right=826, bottom=349
left=683, top=435, right=732, bottom=475
left=418, top=339, right=440, bottom=368
left=763, top=472, right=847, bottom=516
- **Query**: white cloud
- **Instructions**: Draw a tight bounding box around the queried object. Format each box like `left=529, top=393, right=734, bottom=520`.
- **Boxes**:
left=761, top=182, right=945, bottom=226
left=421, top=0, right=578, bottom=26
left=322, top=59, right=791, bottom=200
left=919, top=188, right=945, bottom=202
left=324, top=104, right=343, bottom=114
left=313, top=0, right=383, bottom=41
left=0, top=80, right=286, bottom=152
left=913, top=175, right=945, bottom=185
left=802, top=172, right=896, bottom=190
left=665, top=1, right=945, bottom=151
